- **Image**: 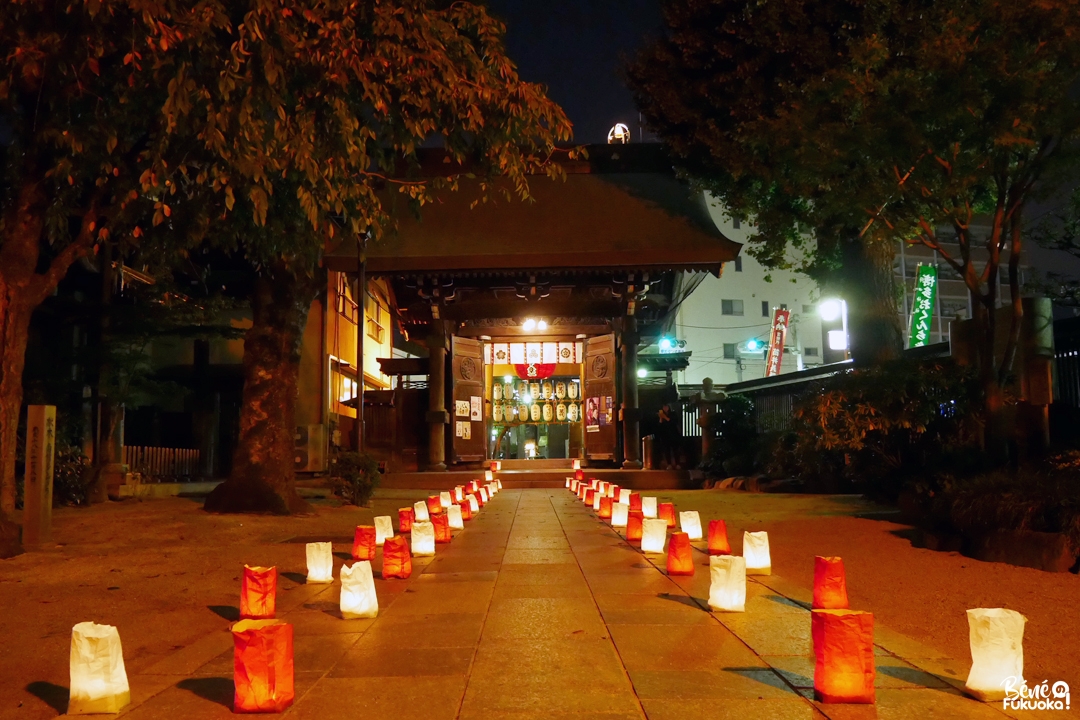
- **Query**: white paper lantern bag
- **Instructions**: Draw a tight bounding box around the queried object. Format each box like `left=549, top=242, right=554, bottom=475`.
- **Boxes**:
left=468, top=495, right=480, bottom=514
left=965, top=608, right=1026, bottom=701
left=612, top=502, right=630, bottom=527
left=305, top=542, right=334, bottom=584
left=642, top=497, right=658, bottom=518
left=708, top=556, right=746, bottom=612
left=413, top=500, right=430, bottom=523
left=618, top=489, right=630, bottom=504
left=743, top=531, right=771, bottom=575
left=592, top=491, right=603, bottom=511
left=679, top=511, right=703, bottom=540
left=374, top=516, right=394, bottom=546
left=565, top=477, right=572, bottom=488
left=411, top=521, right=436, bottom=556
left=439, top=491, right=452, bottom=509
left=480, top=487, right=489, bottom=503
left=68, top=622, right=130, bottom=715
left=485, top=469, right=494, bottom=481
left=447, top=504, right=464, bottom=530
left=454, top=486, right=464, bottom=502
left=641, top=518, right=668, bottom=553
left=339, top=561, right=379, bottom=619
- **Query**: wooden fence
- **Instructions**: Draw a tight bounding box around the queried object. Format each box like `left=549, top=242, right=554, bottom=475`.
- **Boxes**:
left=123, top=446, right=201, bottom=481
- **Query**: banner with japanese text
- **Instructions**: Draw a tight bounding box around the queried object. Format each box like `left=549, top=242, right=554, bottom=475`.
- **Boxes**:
left=764, top=309, right=790, bottom=377
left=908, top=265, right=938, bottom=348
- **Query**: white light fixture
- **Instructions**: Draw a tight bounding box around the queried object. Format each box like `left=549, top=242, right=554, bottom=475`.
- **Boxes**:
left=537, top=319, right=548, bottom=331
left=819, top=299, right=843, bottom=322
left=503, top=375, right=514, bottom=383
left=523, top=394, right=532, bottom=404
left=828, top=330, right=848, bottom=351
left=522, top=318, right=537, bottom=331
left=637, top=368, right=647, bottom=378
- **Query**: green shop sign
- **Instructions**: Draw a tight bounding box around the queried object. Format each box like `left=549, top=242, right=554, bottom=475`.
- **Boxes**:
left=908, top=264, right=938, bottom=348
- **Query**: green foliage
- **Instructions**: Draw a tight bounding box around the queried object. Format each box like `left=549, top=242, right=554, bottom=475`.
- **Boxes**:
left=328, top=452, right=381, bottom=507
left=700, top=395, right=759, bottom=477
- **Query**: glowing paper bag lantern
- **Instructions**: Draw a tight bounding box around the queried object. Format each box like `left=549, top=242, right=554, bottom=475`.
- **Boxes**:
left=496, top=479, right=503, bottom=490
left=570, top=480, right=579, bottom=493
left=708, top=556, right=746, bottom=612
left=708, top=520, right=731, bottom=555
left=455, top=486, right=464, bottom=503
left=743, top=531, right=772, bottom=575
left=629, top=493, right=642, bottom=512
left=68, top=622, right=130, bottom=714
left=232, top=619, right=294, bottom=713
left=608, top=484, right=619, bottom=499
left=474, top=491, right=485, bottom=508
left=612, top=502, right=630, bottom=527
left=468, top=495, right=480, bottom=514
left=413, top=500, right=430, bottom=523
left=460, top=499, right=473, bottom=520
left=965, top=608, right=1026, bottom=701
left=599, top=496, right=613, bottom=518
left=490, top=460, right=499, bottom=471
left=679, top=511, right=703, bottom=540
left=566, top=477, right=572, bottom=488
left=305, top=542, right=333, bottom=584
left=658, top=502, right=677, bottom=528
left=426, top=495, right=442, bottom=515
left=641, top=518, right=668, bottom=553
left=618, top=489, right=630, bottom=505
left=469, top=480, right=479, bottom=493
left=439, top=491, right=452, bottom=509
left=667, top=532, right=695, bottom=575
left=593, top=491, right=603, bottom=511
left=374, top=516, right=394, bottom=547
left=485, top=469, right=494, bottom=482
left=411, top=521, right=435, bottom=556
left=398, top=507, right=414, bottom=533
left=813, top=556, right=849, bottom=610
left=352, top=525, right=377, bottom=561
left=432, top=512, right=452, bottom=543
left=447, top=504, right=464, bottom=530
left=812, top=609, right=875, bottom=704
left=575, top=469, right=584, bottom=482
left=585, top=488, right=595, bottom=506
left=382, top=536, right=412, bottom=579
left=241, top=565, right=277, bottom=619
left=573, top=459, right=581, bottom=470
left=340, top=561, right=379, bottom=619
left=480, top=487, right=489, bottom=503
left=626, top=510, right=644, bottom=542
left=642, top=497, right=658, bottom=519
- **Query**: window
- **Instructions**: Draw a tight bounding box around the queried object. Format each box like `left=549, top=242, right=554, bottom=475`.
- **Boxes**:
left=734, top=256, right=743, bottom=272
left=721, top=299, right=744, bottom=316
left=365, top=292, right=386, bottom=343
left=761, top=301, right=769, bottom=317
left=804, top=347, right=819, bottom=357
left=732, top=216, right=741, bottom=229
left=723, top=343, right=736, bottom=359
left=780, top=303, right=788, bottom=311
left=336, top=273, right=359, bottom=324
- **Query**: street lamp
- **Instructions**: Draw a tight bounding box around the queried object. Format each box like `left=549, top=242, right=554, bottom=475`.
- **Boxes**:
left=819, top=298, right=849, bottom=360
left=637, top=368, right=648, bottom=378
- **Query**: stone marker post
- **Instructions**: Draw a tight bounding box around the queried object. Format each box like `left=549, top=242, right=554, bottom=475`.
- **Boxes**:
left=23, top=405, right=56, bottom=548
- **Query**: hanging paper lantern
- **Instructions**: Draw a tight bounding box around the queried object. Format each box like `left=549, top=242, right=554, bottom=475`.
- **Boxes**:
left=658, top=502, right=677, bottom=528
left=305, top=542, right=333, bottom=584
left=460, top=499, right=473, bottom=521
left=454, top=486, right=464, bottom=503
left=439, top=491, right=452, bottom=509
left=432, top=512, right=452, bottom=543
left=641, top=518, right=668, bottom=553
left=708, top=520, right=731, bottom=555
left=679, top=511, right=703, bottom=540
left=708, top=556, right=746, bottom=612
left=339, top=561, right=379, bottom=619
left=626, top=510, right=644, bottom=542
left=965, top=608, right=1027, bottom=701
left=592, top=491, right=603, bottom=511
left=618, top=489, right=630, bottom=505
left=398, top=507, right=415, bottom=533
left=612, top=502, right=630, bottom=527
left=68, top=622, right=130, bottom=715
left=352, top=525, right=377, bottom=561
left=411, top=522, right=435, bottom=556
left=413, top=500, right=430, bottom=523
left=629, top=493, right=642, bottom=512
left=743, top=531, right=772, bottom=575
left=382, top=536, right=412, bottom=579
left=599, top=496, right=613, bottom=519
left=813, top=556, right=849, bottom=610
left=426, top=495, right=442, bottom=515
left=240, top=565, right=277, bottom=620
left=468, top=495, right=480, bottom=514
left=666, top=532, right=695, bottom=575
left=641, top=497, right=658, bottom=518
left=232, top=619, right=294, bottom=713
left=812, top=609, right=875, bottom=704
left=447, top=504, right=464, bottom=530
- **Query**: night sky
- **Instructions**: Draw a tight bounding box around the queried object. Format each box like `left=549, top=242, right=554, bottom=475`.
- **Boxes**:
left=485, top=0, right=664, bottom=145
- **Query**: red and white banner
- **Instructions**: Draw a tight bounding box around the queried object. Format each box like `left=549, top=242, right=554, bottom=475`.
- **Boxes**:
left=764, top=309, right=790, bottom=377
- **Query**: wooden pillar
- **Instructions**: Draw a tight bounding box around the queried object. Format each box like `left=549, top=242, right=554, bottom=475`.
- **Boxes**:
left=425, top=323, right=449, bottom=471
left=621, top=317, right=642, bottom=469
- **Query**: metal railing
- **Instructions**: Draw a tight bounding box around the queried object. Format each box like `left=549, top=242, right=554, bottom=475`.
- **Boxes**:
left=123, top=446, right=201, bottom=481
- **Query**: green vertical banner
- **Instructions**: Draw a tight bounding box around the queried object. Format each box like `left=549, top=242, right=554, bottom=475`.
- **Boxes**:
left=908, top=264, right=938, bottom=347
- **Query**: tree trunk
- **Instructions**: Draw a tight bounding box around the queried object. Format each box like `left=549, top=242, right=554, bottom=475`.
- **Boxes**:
left=0, top=291, right=34, bottom=558
left=204, top=264, right=319, bottom=515
left=844, top=238, right=903, bottom=365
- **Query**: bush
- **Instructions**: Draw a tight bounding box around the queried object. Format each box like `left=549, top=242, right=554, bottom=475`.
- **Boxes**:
left=700, top=394, right=759, bottom=477
left=328, top=452, right=381, bottom=507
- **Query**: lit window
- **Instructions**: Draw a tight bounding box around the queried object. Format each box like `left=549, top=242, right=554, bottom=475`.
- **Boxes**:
left=365, top=292, right=386, bottom=343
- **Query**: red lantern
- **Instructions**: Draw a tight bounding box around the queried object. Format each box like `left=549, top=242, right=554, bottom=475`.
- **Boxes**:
left=398, top=507, right=414, bottom=533
left=599, top=496, right=613, bottom=519
left=474, top=490, right=485, bottom=507
left=575, top=469, right=584, bottom=482
left=426, top=495, right=442, bottom=515
left=585, top=489, right=596, bottom=506
left=432, top=512, right=452, bottom=543
left=626, top=510, right=644, bottom=542
left=240, top=565, right=276, bottom=620
left=460, top=499, right=473, bottom=520
left=813, top=556, right=850, bottom=610
left=658, top=502, right=677, bottom=528
left=629, top=493, right=642, bottom=512
left=352, top=525, right=377, bottom=561
left=381, top=536, right=412, bottom=579
left=232, top=619, right=294, bottom=712
left=666, top=532, right=695, bottom=576
left=708, top=520, right=732, bottom=555
left=812, top=609, right=875, bottom=703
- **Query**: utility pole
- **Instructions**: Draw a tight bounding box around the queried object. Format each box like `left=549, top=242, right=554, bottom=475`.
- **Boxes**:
left=354, top=235, right=367, bottom=454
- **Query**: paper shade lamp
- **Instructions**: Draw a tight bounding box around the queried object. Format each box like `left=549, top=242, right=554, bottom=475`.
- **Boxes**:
left=411, top=521, right=436, bottom=556
left=677, top=512, right=702, bottom=540
left=743, top=531, right=772, bottom=575
left=454, top=486, right=464, bottom=503
left=641, top=518, right=668, bottom=553
left=585, top=488, right=595, bottom=505
left=573, top=459, right=581, bottom=470
left=340, top=561, right=379, bottom=619
left=642, top=497, right=658, bottom=518
left=305, top=542, right=333, bottom=584
left=592, top=491, right=603, bottom=511
left=241, top=565, right=277, bottom=619
left=485, top=469, right=494, bottom=481
left=618, top=489, right=630, bottom=505
left=565, top=477, right=572, bottom=488
left=708, top=556, right=746, bottom=612
left=352, top=525, right=377, bottom=561
left=432, top=512, right=452, bottom=543
left=599, top=496, right=613, bottom=518
left=708, top=520, right=732, bottom=555
left=658, top=502, right=677, bottom=528
left=447, top=504, right=464, bottom=530
left=382, top=536, right=412, bottom=579
left=813, top=556, right=849, bottom=610
left=812, top=609, right=875, bottom=704
left=480, top=487, right=489, bottom=503
left=626, top=510, right=644, bottom=542
left=398, top=507, right=414, bottom=533
left=68, top=622, right=130, bottom=715
left=439, top=491, right=452, bottom=509
left=575, top=469, right=584, bottom=482
left=373, top=516, right=394, bottom=547
left=965, top=608, right=1026, bottom=701
left=468, top=495, right=479, bottom=514
left=413, top=500, right=430, bottom=523
left=667, top=532, right=695, bottom=576
left=629, top=493, right=642, bottom=512
left=460, top=499, right=473, bottom=520
left=232, top=619, right=294, bottom=713
left=612, top=502, right=630, bottom=527
left=426, top=495, right=442, bottom=515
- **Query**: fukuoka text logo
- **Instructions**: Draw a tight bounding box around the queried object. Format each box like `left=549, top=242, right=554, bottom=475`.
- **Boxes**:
left=1002, top=678, right=1070, bottom=711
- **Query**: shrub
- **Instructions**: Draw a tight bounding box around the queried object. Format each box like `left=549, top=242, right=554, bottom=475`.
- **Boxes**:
left=700, top=394, right=759, bottom=477
left=328, top=452, right=381, bottom=507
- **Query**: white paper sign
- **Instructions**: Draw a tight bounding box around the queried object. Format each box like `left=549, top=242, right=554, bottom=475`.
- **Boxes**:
left=455, top=400, right=470, bottom=418
left=470, top=396, right=482, bottom=421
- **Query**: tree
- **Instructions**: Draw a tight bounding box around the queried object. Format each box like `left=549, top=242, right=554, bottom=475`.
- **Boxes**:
left=628, top=0, right=1080, bottom=453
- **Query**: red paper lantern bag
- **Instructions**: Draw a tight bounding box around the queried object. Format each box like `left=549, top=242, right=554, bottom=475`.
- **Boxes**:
left=240, top=565, right=277, bottom=620
left=398, top=508, right=414, bottom=533
left=626, top=510, right=644, bottom=542
left=813, top=556, right=850, bottom=610
left=432, top=512, right=452, bottom=543
left=658, top=502, right=677, bottom=528
left=474, top=490, right=485, bottom=508
left=599, top=496, right=613, bottom=519
left=708, top=520, right=732, bottom=555
left=667, top=532, right=695, bottom=576
left=381, top=536, right=412, bottom=579
left=232, top=619, right=294, bottom=713
left=574, top=469, right=584, bottom=482
left=352, top=525, right=377, bottom=561
left=812, top=609, right=875, bottom=704
left=629, top=493, right=642, bottom=512
left=585, top=489, right=595, bottom=505
left=460, top=499, right=473, bottom=520
left=426, top=495, right=442, bottom=515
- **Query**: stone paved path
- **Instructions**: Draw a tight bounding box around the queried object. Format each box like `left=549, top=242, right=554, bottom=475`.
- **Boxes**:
left=112, top=490, right=1035, bottom=719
